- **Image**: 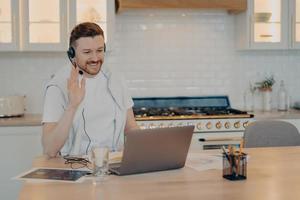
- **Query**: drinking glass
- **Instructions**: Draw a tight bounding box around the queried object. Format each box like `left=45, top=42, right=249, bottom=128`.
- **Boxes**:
left=90, top=146, right=109, bottom=181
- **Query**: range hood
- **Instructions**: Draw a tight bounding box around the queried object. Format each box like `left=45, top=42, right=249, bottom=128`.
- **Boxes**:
left=117, top=0, right=247, bottom=14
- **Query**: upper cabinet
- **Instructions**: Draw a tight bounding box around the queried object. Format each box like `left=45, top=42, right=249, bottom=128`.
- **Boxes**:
left=290, top=0, right=300, bottom=48
left=0, top=0, right=19, bottom=51
left=236, top=0, right=300, bottom=49
left=236, top=0, right=288, bottom=49
left=21, top=0, right=68, bottom=51
left=118, top=0, right=247, bottom=14
left=0, top=0, right=114, bottom=52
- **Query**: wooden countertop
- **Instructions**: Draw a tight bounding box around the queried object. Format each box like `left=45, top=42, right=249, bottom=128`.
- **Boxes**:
left=19, top=147, right=300, bottom=200
left=0, top=114, right=42, bottom=127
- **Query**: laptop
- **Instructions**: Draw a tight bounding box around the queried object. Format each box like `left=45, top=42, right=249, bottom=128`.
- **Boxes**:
left=109, top=125, right=194, bottom=176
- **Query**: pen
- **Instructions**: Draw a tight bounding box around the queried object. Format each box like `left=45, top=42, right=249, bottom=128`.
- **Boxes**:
left=222, top=146, right=230, bottom=163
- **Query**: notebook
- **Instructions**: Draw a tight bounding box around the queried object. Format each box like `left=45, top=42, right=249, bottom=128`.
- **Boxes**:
left=109, top=126, right=194, bottom=176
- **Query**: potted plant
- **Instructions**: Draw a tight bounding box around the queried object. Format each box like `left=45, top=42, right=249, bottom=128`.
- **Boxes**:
left=255, top=76, right=275, bottom=92
left=255, top=76, right=275, bottom=111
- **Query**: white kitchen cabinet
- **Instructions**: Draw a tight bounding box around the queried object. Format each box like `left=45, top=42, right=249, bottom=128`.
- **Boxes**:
left=236, top=0, right=289, bottom=49
left=236, top=0, right=300, bottom=50
left=0, top=126, right=42, bottom=200
left=69, top=0, right=115, bottom=51
left=290, top=0, right=300, bottom=48
left=0, top=0, right=114, bottom=52
left=21, top=0, right=68, bottom=51
left=0, top=0, right=20, bottom=51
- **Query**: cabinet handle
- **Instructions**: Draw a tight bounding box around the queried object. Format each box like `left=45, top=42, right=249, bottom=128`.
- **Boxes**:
left=291, top=14, right=295, bottom=48
left=12, top=14, right=17, bottom=43
left=249, top=14, right=253, bottom=47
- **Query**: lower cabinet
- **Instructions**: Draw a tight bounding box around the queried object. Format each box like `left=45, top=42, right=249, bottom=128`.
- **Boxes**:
left=0, top=126, right=42, bottom=200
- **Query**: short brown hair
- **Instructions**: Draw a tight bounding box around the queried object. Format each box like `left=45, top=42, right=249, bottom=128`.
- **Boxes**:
left=69, top=22, right=104, bottom=47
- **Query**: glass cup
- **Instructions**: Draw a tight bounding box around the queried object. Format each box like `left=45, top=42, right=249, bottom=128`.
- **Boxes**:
left=90, top=146, right=109, bottom=180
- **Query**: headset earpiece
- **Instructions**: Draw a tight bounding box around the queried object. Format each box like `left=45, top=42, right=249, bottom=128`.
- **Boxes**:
left=67, top=46, right=75, bottom=59
left=104, top=43, right=106, bottom=52
left=67, top=46, right=83, bottom=74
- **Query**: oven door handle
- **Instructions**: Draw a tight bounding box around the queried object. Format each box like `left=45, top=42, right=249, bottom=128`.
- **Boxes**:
left=198, top=137, right=242, bottom=142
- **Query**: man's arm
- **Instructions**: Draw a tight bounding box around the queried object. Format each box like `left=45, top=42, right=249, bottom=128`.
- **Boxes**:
left=124, top=108, right=139, bottom=133
left=42, top=67, right=86, bottom=157
left=42, top=105, right=78, bottom=157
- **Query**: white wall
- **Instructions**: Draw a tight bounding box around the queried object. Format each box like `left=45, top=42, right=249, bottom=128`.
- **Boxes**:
left=1, top=9, right=300, bottom=113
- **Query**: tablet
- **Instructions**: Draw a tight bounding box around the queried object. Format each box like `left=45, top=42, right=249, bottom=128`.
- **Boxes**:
left=15, top=168, right=91, bottom=183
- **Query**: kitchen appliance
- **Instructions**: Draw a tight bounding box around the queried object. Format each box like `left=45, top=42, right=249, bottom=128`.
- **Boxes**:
left=133, top=96, right=254, bottom=150
left=0, top=95, right=25, bottom=117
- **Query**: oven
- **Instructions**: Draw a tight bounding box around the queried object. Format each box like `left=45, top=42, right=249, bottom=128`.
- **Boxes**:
left=133, top=96, right=254, bottom=150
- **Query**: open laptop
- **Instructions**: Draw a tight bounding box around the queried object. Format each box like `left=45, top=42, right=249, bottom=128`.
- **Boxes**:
left=109, top=125, right=194, bottom=176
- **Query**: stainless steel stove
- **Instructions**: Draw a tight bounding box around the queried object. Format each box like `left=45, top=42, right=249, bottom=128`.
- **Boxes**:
left=133, top=96, right=254, bottom=150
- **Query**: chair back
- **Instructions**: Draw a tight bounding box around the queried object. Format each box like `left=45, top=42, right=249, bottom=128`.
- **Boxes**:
left=244, top=120, right=300, bottom=148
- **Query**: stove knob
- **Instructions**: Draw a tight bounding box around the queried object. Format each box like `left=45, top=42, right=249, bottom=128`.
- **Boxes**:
left=216, top=121, right=222, bottom=129
left=149, top=123, right=156, bottom=129
left=196, top=123, right=202, bottom=130
left=243, top=121, right=249, bottom=128
left=234, top=121, right=241, bottom=129
left=206, top=122, right=212, bottom=129
left=224, top=122, right=231, bottom=129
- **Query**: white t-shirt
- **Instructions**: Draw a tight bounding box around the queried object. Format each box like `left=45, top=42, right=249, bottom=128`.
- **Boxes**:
left=42, top=66, right=133, bottom=155
left=79, top=72, right=116, bottom=153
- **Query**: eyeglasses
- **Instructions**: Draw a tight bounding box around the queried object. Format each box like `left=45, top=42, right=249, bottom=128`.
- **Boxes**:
left=63, top=156, right=92, bottom=170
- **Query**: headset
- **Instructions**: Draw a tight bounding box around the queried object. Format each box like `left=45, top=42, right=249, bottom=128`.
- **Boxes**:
left=67, top=46, right=83, bottom=75
left=67, top=44, right=106, bottom=75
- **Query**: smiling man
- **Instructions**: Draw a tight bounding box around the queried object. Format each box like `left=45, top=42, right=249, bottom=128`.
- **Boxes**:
left=42, top=22, right=138, bottom=157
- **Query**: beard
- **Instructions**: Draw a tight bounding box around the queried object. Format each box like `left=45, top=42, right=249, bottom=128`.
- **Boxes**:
left=81, top=60, right=103, bottom=76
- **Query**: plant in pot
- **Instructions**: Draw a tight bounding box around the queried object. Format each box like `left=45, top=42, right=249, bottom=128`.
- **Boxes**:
left=255, top=76, right=275, bottom=111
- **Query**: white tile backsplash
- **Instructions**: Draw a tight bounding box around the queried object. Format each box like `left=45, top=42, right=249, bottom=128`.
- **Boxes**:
left=0, top=9, right=300, bottom=113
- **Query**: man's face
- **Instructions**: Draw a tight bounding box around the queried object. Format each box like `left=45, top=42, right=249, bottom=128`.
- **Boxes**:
left=74, top=35, right=105, bottom=76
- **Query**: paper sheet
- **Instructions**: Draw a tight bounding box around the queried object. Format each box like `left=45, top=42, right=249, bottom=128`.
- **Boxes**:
left=185, top=153, right=223, bottom=171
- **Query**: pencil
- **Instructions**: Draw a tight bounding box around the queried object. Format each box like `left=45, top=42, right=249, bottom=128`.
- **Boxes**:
left=236, top=139, right=244, bottom=177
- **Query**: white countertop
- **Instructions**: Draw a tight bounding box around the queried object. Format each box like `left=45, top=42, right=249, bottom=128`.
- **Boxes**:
left=252, top=109, right=300, bottom=120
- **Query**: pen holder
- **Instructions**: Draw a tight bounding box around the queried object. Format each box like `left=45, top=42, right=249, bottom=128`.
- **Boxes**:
left=223, top=152, right=247, bottom=181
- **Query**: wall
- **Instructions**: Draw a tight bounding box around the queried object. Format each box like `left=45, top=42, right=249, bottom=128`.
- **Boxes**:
left=0, top=9, right=300, bottom=113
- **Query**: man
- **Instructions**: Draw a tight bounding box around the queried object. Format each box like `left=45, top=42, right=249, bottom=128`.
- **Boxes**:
left=42, top=22, right=139, bottom=157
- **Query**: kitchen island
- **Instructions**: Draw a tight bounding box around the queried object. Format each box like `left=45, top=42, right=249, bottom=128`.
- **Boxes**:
left=19, top=147, right=300, bottom=200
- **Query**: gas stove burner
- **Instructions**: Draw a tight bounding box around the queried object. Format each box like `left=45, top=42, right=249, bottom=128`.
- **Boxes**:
left=133, top=106, right=249, bottom=118
left=134, top=107, right=192, bottom=117
left=132, top=96, right=253, bottom=119
left=198, top=107, right=248, bottom=116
